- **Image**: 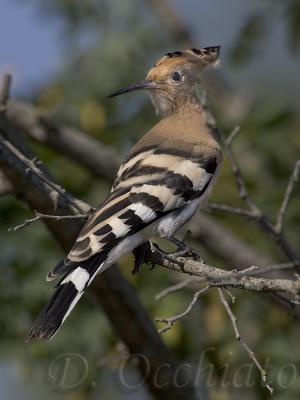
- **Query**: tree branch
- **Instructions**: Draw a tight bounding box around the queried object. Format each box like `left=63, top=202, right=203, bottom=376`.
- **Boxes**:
left=0, top=169, right=13, bottom=195
left=202, top=93, right=300, bottom=267
left=186, top=212, right=273, bottom=268
left=155, top=276, right=202, bottom=301
left=8, top=211, right=89, bottom=232
left=218, top=288, right=273, bottom=394
left=6, top=100, right=121, bottom=181
left=276, top=159, right=300, bottom=233
left=0, top=73, right=12, bottom=108
left=0, top=135, right=90, bottom=214
left=141, top=243, right=300, bottom=300
left=221, top=127, right=299, bottom=265
left=156, top=285, right=210, bottom=333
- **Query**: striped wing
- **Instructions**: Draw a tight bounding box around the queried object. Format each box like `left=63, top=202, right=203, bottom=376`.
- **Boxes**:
left=51, top=142, right=219, bottom=278
left=67, top=188, right=164, bottom=263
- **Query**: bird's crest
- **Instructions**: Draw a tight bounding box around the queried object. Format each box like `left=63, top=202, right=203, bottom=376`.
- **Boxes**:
left=155, top=46, right=220, bottom=69
left=146, top=46, right=220, bottom=84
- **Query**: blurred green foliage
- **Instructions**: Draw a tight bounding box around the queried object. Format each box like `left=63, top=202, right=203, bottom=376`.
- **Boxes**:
left=1, top=0, right=300, bottom=399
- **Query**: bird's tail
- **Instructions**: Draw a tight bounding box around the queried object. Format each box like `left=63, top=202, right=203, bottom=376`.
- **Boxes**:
left=26, top=253, right=108, bottom=342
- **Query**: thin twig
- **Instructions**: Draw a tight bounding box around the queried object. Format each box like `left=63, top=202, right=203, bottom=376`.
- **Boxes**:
left=249, top=262, right=296, bottom=276
left=276, top=159, right=300, bottom=233
left=202, top=89, right=299, bottom=266
left=225, top=125, right=240, bottom=147
left=155, top=276, right=203, bottom=301
left=8, top=211, right=89, bottom=232
left=218, top=125, right=299, bottom=266
left=0, top=136, right=90, bottom=214
left=0, top=73, right=12, bottom=108
left=155, top=285, right=210, bottom=333
left=6, top=100, right=121, bottom=181
left=207, top=202, right=254, bottom=218
left=218, top=288, right=273, bottom=394
left=0, top=170, right=13, bottom=195
left=219, top=126, right=261, bottom=213
left=224, top=288, right=236, bottom=303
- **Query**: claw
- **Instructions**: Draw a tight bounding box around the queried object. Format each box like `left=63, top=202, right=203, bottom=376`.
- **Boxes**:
left=132, top=237, right=202, bottom=274
left=132, top=241, right=155, bottom=274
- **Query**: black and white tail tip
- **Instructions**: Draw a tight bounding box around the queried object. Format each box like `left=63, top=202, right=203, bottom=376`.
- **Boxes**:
left=26, top=255, right=104, bottom=341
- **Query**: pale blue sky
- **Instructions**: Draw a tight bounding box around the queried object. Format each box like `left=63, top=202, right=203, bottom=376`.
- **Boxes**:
left=0, top=0, right=62, bottom=94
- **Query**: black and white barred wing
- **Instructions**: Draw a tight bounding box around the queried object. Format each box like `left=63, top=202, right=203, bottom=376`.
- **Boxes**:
left=68, top=188, right=165, bottom=262
left=66, top=144, right=218, bottom=265
left=48, top=142, right=219, bottom=284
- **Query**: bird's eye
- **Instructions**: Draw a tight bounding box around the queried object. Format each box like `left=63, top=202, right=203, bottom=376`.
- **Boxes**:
left=171, top=71, right=182, bottom=82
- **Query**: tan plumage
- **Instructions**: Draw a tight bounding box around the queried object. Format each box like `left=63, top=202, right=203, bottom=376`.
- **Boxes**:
left=27, top=46, right=222, bottom=341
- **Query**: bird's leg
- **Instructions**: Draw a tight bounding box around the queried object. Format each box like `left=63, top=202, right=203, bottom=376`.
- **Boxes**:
left=132, top=241, right=156, bottom=274
left=132, top=240, right=186, bottom=274
left=166, top=236, right=202, bottom=261
left=132, top=237, right=202, bottom=275
left=149, top=242, right=187, bottom=267
left=167, top=236, right=188, bottom=251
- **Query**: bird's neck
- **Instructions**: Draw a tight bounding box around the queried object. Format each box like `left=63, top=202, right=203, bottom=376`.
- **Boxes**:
left=150, top=89, right=200, bottom=117
left=132, top=98, right=219, bottom=155
left=156, top=98, right=217, bottom=147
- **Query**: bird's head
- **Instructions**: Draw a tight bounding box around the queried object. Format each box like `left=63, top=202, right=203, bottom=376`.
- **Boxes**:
left=108, top=46, right=220, bottom=115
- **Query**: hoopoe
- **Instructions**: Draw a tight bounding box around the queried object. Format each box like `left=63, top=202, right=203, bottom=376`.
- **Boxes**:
left=27, top=46, right=222, bottom=341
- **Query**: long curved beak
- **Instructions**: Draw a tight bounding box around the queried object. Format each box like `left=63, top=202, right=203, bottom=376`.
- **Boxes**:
left=108, top=79, right=159, bottom=98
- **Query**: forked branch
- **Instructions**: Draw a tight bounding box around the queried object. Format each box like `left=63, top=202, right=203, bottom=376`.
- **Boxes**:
left=218, top=288, right=273, bottom=394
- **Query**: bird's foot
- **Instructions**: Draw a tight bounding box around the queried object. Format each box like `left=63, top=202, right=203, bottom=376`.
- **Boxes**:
left=166, top=236, right=203, bottom=261
left=132, top=237, right=202, bottom=274
left=132, top=241, right=156, bottom=274
left=147, top=241, right=185, bottom=267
